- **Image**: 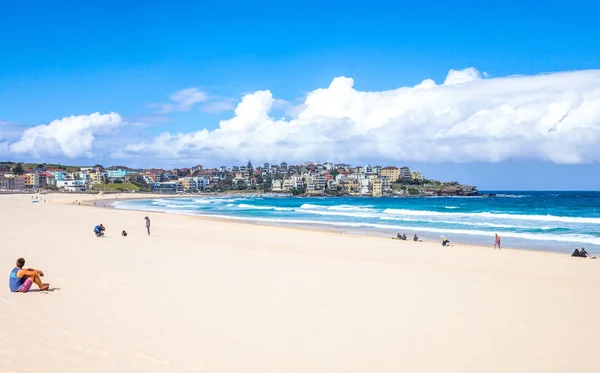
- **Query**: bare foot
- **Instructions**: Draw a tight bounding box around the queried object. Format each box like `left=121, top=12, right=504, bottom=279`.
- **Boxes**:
left=40, top=284, right=50, bottom=291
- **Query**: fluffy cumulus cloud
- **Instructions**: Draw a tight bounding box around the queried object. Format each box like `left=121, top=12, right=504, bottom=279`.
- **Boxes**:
left=9, top=112, right=122, bottom=158
left=121, top=68, right=600, bottom=165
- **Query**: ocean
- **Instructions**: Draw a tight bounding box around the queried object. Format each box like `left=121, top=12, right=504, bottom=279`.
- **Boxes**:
left=114, top=191, right=600, bottom=254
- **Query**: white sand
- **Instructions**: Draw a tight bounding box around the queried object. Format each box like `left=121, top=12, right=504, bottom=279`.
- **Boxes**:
left=1, top=193, right=599, bottom=373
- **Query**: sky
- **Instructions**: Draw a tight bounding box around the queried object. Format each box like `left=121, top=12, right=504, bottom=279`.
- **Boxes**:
left=1, top=0, right=600, bottom=190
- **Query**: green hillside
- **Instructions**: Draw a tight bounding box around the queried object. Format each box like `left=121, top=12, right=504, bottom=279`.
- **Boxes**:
left=92, top=183, right=139, bottom=192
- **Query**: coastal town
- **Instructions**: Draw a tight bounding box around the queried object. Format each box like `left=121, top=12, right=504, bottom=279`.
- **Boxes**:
left=0, top=161, right=478, bottom=196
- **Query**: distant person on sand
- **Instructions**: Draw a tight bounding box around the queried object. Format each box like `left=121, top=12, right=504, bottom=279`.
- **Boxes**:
left=414, top=234, right=419, bottom=241
left=494, top=234, right=501, bottom=249
left=442, top=237, right=451, bottom=246
left=9, top=258, right=50, bottom=292
left=94, top=224, right=105, bottom=237
left=145, top=216, right=151, bottom=236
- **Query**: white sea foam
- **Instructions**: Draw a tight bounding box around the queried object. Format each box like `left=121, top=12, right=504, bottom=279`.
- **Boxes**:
left=183, top=214, right=600, bottom=246
left=298, top=209, right=380, bottom=219
left=382, top=208, right=600, bottom=224
left=237, top=204, right=276, bottom=210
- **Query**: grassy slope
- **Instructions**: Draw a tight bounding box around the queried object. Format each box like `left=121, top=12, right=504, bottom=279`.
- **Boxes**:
left=92, top=183, right=139, bottom=192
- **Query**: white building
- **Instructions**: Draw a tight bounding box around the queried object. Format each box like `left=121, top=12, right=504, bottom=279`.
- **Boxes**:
left=359, top=178, right=370, bottom=195
left=271, top=179, right=283, bottom=192
left=57, top=180, right=89, bottom=192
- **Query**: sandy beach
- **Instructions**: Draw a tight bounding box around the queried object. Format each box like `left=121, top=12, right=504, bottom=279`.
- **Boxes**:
left=1, top=193, right=599, bottom=373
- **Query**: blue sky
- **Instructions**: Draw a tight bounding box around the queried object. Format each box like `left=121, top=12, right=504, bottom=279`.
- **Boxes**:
left=1, top=0, right=600, bottom=189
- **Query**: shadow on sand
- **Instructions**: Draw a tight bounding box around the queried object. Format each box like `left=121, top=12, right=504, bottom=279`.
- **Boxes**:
left=29, top=287, right=61, bottom=293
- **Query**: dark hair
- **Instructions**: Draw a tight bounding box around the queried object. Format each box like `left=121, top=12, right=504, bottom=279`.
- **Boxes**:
left=16, top=258, right=25, bottom=268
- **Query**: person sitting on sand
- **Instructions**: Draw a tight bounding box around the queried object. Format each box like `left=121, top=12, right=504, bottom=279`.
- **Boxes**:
left=442, top=237, right=451, bottom=246
left=414, top=234, right=419, bottom=241
left=579, top=247, right=596, bottom=258
left=397, top=233, right=402, bottom=239
left=122, top=230, right=128, bottom=237
left=401, top=234, right=407, bottom=240
left=572, top=248, right=582, bottom=257
left=94, top=224, right=105, bottom=237
left=9, top=257, right=50, bottom=292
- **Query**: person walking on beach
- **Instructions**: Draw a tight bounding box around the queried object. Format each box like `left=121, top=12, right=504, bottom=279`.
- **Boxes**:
left=145, top=216, right=151, bottom=236
left=494, top=234, right=501, bottom=249
left=9, top=258, right=50, bottom=292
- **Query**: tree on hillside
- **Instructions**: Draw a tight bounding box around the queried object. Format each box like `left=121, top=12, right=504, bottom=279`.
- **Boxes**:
left=263, top=176, right=272, bottom=192
left=13, top=163, right=24, bottom=175
left=236, top=179, right=248, bottom=190
left=247, top=161, right=253, bottom=180
left=330, top=169, right=340, bottom=178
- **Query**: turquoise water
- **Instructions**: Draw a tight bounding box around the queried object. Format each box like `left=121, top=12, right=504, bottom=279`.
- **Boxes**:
left=115, top=192, right=600, bottom=254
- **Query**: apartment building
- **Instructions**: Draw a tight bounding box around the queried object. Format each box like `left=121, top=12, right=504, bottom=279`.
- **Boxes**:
left=381, top=166, right=400, bottom=182
left=24, top=173, right=39, bottom=189
left=372, top=179, right=383, bottom=197
left=400, top=167, right=411, bottom=179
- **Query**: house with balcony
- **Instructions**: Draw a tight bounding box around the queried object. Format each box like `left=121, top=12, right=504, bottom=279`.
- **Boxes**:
left=271, top=179, right=283, bottom=192
left=194, top=177, right=210, bottom=190
left=57, top=180, right=89, bottom=192
left=151, top=182, right=181, bottom=194
left=314, top=175, right=327, bottom=190
left=107, top=168, right=132, bottom=180
left=282, top=178, right=296, bottom=191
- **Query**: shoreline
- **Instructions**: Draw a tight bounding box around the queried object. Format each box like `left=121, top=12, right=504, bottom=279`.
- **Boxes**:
left=87, top=193, right=589, bottom=259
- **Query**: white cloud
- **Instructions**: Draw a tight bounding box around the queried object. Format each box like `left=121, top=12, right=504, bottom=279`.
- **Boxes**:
left=9, top=112, right=122, bottom=158
left=121, top=68, right=600, bottom=165
left=150, top=88, right=208, bottom=113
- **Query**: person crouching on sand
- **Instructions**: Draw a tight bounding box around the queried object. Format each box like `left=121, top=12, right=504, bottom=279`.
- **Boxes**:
left=94, top=224, right=105, bottom=237
left=144, top=216, right=151, bottom=236
left=494, top=234, right=501, bottom=249
left=9, top=258, right=50, bottom=292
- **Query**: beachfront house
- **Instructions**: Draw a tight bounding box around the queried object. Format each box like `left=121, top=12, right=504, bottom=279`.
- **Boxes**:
left=151, top=182, right=182, bottom=194
left=271, top=179, right=283, bottom=192
left=56, top=180, right=89, bottom=192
